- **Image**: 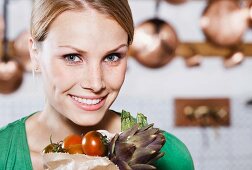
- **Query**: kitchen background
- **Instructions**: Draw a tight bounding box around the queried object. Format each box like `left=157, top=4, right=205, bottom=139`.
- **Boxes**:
left=0, top=0, right=252, bottom=169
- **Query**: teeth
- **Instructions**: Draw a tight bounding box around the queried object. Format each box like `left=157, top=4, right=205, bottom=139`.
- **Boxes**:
left=72, top=96, right=102, bottom=105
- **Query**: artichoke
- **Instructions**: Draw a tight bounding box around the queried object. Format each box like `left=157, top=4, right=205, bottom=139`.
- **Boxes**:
left=108, top=110, right=166, bottom=170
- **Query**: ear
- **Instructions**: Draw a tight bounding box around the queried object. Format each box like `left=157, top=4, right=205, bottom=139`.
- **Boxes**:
left=28, top=37, right=40, bottom=71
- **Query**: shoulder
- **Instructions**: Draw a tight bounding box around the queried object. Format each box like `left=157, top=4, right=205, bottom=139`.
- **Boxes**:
left=0, top=116, right=32, bottom=168
left=0, top=117, right=27, bottom=148
left=0, top=119, right=24, bottom=165
left=154, top=131, right=194, bottom=170
left=0, top=118, right=24, bottom=141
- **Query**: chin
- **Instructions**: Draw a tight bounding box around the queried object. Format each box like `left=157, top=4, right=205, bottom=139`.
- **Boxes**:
left=71, top=113, right=104, bottom=127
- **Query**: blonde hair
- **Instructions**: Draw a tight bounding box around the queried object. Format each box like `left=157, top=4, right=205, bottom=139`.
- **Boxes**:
left=31, top=0, right=134, bottom=45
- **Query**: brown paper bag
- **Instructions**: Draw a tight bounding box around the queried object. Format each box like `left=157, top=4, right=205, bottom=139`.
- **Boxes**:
left=43, top=153, right=119, bottom=170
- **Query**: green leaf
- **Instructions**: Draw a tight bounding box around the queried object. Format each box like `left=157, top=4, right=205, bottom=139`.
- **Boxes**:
left=136, top=113, right=148, bottom=128
left=121, top=110, right=149, bottom=131
left=121, top=110, right=137, bottom=131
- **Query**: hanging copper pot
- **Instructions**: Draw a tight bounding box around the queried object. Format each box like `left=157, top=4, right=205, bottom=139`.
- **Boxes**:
left=13, top=30, right=32, bottom=72
left=129, top=18, right=179, bottom=68
left=0, top=59, right=23, bottom=94
left=0, top=35, right=24, bottom=94
left=164, top=0, right=187, bottom=5
left=200, top=0, right=250, bottom=47
left=0, top=0, right=24, bottom=94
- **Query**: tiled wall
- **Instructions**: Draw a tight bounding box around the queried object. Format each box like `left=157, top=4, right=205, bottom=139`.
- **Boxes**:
left=1, top=0, right=252, bottom=169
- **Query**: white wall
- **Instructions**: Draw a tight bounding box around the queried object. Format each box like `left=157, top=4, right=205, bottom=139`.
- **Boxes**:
left=0, top=0, right=252, bottom=169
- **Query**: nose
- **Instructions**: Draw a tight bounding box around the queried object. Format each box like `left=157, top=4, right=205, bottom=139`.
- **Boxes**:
left=80, top=64, right=105, bottom=93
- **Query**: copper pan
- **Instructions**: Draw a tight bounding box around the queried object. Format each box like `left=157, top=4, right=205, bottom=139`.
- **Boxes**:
left=164, top=0, right=187, bottom=5
left=0, top=0, right=24, bottom=94
left=200, top=0, right=250, bottom=47
left=0, top=36, right=24, bottom=94
left=129, top=18, right=179, bottom=68
left=13, top=30, right=32, bottom=72
left=0, top=59, right=24, bottom=94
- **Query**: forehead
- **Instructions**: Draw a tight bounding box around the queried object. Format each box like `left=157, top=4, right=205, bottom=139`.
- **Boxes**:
left=44, top=9, right=128, bottom=51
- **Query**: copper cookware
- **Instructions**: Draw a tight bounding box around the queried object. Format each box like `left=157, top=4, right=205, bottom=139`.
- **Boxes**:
left=0, top=59, right=23, bottom=94
left=130, top=18, right=179, bottom=68
left=200, top=0, right=250, bottom=47
left=0, top=0, right=24, bottom=94
left=13, top=31, right=32, bottom=72
left=164, top=0, right=187, bottom=5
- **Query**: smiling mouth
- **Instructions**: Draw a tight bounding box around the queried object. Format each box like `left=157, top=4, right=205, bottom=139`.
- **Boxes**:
left=70, top=95, right=103, bottom=105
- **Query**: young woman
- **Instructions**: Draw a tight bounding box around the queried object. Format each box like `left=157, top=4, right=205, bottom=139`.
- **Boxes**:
left=0, top=0, right=194, bottom=169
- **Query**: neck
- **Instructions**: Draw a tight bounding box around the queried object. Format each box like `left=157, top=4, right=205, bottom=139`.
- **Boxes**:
left=38, top=104, right=87, bottom=138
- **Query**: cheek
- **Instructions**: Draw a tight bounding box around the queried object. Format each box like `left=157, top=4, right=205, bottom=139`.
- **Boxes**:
left=41, top=61, right=78, bottom=94
left=104, top=63, right=127, bottom=90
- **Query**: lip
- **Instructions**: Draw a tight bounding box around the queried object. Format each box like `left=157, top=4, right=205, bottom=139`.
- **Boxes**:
left=69, top=94, right=107, bottom=111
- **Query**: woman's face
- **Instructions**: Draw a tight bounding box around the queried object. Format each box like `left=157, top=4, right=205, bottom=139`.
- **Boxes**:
left=34, top=9, right=128, bottom=126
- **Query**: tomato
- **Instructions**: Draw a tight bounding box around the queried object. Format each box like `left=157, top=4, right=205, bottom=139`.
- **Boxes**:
left=63, top=134, right=83, bottom=154
left=43, top=135, right=66, bottom=153
left=63, top=134, right=82, bottom=149
left=42, top=143, right=66, bottom=153
left=67, top=144, right=84, bottom=154
left=82, top=131, right=107, bottom=156
left=43, top=144, right=54, bottom=153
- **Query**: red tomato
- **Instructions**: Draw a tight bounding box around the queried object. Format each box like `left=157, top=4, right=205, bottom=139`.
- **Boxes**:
left=67, top=144, right=84, bottom=154
left=63, top=134, right=82, bottom=149
left=82, top=131, right=107, bottom=156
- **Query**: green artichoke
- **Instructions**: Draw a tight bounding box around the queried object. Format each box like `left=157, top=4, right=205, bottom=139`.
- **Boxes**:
left=109, top=111, right=166, bottom=170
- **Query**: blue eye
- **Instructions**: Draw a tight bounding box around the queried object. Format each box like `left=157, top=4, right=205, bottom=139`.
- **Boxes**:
left=104, top=53, right=121, bottom=63
left=64, top=54, right=82, bottom=63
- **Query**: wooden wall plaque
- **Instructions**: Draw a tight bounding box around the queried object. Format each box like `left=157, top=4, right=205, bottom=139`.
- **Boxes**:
left=175, top=98, right=230, bottom=127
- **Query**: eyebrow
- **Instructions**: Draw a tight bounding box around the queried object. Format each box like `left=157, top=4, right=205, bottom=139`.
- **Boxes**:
left=58, top=44, right=128, bottom=54
left=58, top=45, right=87, bottom=54
left=106, top=44, right=128, bottom=54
